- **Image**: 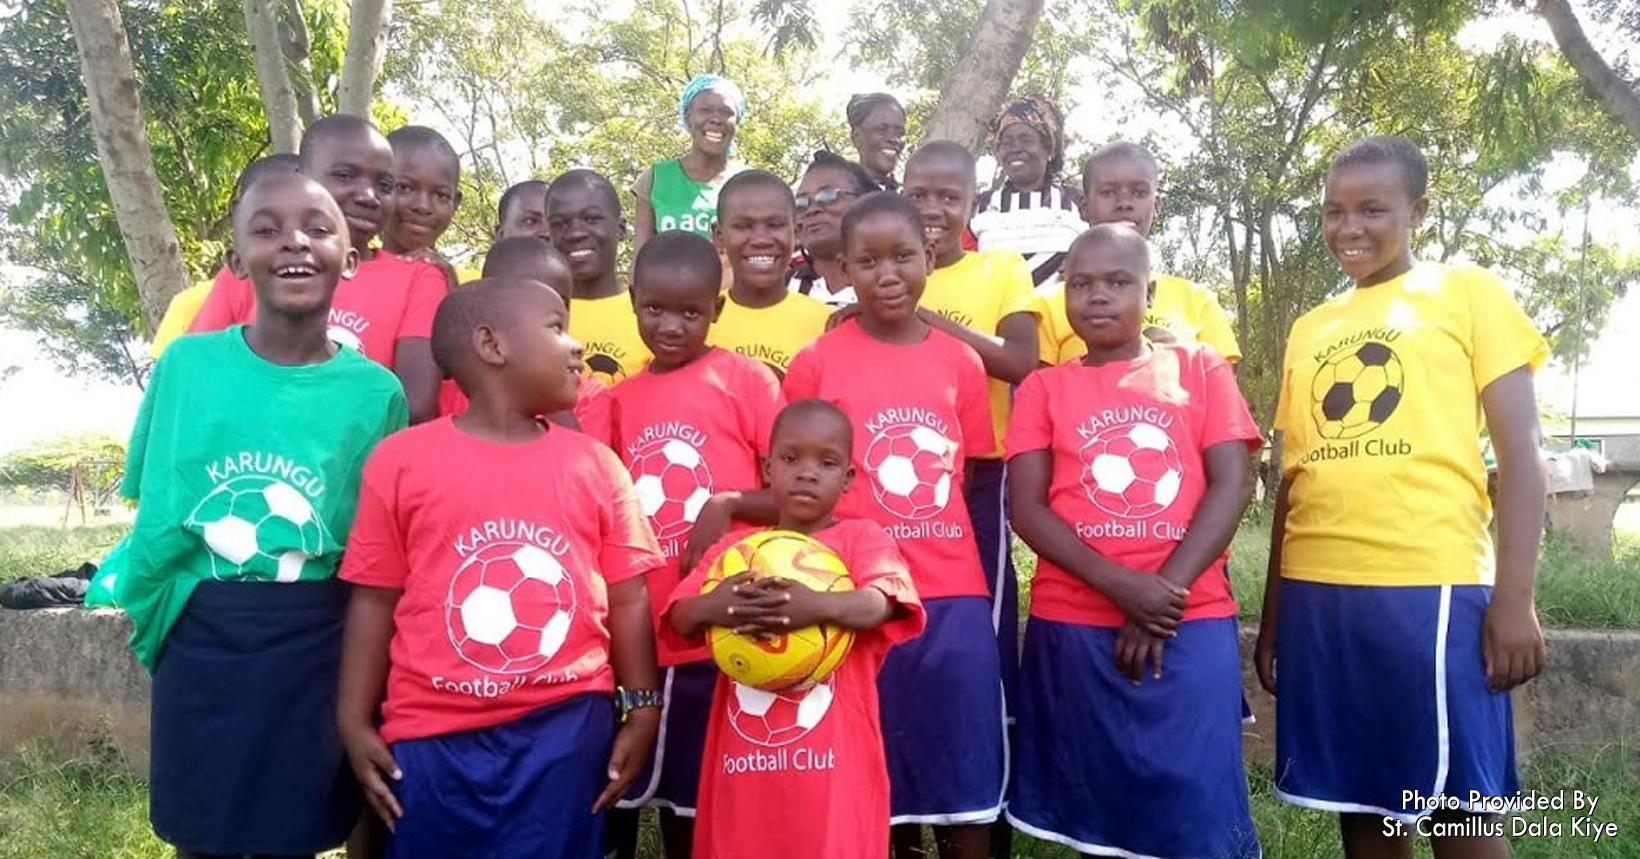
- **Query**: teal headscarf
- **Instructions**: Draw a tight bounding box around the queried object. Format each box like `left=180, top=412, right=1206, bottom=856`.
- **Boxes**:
left=678, top=73, right=747, bottom=129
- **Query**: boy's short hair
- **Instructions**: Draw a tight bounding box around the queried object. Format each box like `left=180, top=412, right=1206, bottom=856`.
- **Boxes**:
left=632, top=231, right=721, bottom=296
left=1067, top=223, right=1152, bottom=274
left=231, top=173, right=344, bottom=247
left=387, top=124, right=461, bottom=182
left=546, top=168, right=622, bottom=217
left=905, top=140, right=977, bottom=187
left=1081, top=141, right=1160, bottom=190
left=1330, top=135, right=1429, bottom=199
left=482, top=236, right=571, bottom=286
left=718, top=169, right=795, bottom=215
left=771, top=398, right=854, bottom=456
left=802, top=151, right=877, bottom=195
left=297, top=114, right=383, bottom=167
left=497, top=179, right=548, bottom=226
left=840, top=190, right=924, bottom=248
left=430, top=278, right=560, bottom=381
left=230, top=153, right=302, bottom=212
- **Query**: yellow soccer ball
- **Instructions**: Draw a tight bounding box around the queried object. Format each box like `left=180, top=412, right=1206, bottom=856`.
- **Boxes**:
left=703, top=530, right=856, bottom=692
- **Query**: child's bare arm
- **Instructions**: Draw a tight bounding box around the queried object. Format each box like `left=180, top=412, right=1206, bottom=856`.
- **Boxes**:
left=1008, top=449, right=1185, bottom=636
left=670, top=572, right=789, bottom=637
left=681, top=490, right=779, bottom=573
left=597, top=576, right=661, bottom=812
left=1254, top=476, right=1291, bottom=695
left=337, top=584, right=404, bottom=827
left=1157, top=442, right=1253, bottom=591
left=1480, top=366, right=1547, bottom=690
left=632, top=170, right=657, bottom=253
left=919, top=309, right=1038, bottom=384
left=747, top=579, right=893, bottom=633
left=392, top=338, right=442, bottom=424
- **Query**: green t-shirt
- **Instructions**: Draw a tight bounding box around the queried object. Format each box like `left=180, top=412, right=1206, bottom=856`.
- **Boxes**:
left=650, top=157, right=742, bottom=236
left=118, top=327, right=408, bottom=670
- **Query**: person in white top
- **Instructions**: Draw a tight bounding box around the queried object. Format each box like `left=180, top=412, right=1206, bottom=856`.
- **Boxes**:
left=970, top=94, right=1087, bottom=291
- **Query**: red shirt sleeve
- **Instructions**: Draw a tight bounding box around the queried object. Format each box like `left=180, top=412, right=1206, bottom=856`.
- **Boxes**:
left=187, top=266, right=253, bottom=333
left=339, top=452, right=412, bottom=589
left=595, top=443, right=665, bottom=584
left=1003, top=369, right=1053, bottom=458
left=841, top=523, right=925, bottom=648
left=398, top=259, right=448, bottom=340
left=782, top=343, right=820, bottom=401
left=741, top=362, right=784, bottom=456
left=573, top=379, right=612, bottom=442
left=953, top=342, right=996, bottom=457
left=1196, top=348, right=1264, bottom=453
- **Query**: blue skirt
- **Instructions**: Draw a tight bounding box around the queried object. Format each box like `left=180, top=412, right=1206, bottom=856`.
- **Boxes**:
left=1008, top=617, right=1260, bottom=859
left=967, top=458, right=1020, bottom=719
left=149, top=578, right=360, bottom=855
left=878, top=596, right=1007, bottom=825
left=1275, top=580, right=1518, bottom=821
left=387, top=693, right=616, bottom=859
left=617, top=659, right=716, bottom=815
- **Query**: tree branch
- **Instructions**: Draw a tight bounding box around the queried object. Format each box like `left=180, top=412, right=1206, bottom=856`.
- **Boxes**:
left=1537, top=0, right=1640, bottom=140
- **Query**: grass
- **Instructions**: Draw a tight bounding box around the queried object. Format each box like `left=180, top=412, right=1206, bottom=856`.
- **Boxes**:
left=1013, top=508, right=1640, bottom=630
left=3, top=738, right=1635, bottom=859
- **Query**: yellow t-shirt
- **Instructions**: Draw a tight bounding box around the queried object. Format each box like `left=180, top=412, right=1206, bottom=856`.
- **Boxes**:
left=1039, top=273, right=1242, bottom=365
left=1274, top=263, right=1548, bottom=587
left=922, top=250, right=1040, bottom=458
left=572, top=292, right=651, bottom=387
left=708, top=292, right=829, bottom=379
left=149, top=281, right=213, bottom=359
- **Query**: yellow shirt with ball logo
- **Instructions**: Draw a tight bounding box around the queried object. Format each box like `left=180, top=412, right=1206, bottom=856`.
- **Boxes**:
left=707, top=291, right=830, bottom=379
left=571, top=293, right=651, bottom=387
left=1274, top=262, right=1548, bottom=587
left=923, top=250, right=1042, bottom=458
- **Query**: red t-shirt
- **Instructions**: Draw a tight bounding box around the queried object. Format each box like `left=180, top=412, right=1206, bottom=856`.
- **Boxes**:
left=783, top=321, right=994, bottom=599
left=1004, top=344, right=1263, bottom=626
left=585, top=347, right=783, bottom=665
left=340, top=418, right=665, bottom=743
left=436, top=374, right=608, bottom=427
left=663, top=520, right=925, bottom=859
left=188, top=253, right=446, bottom=370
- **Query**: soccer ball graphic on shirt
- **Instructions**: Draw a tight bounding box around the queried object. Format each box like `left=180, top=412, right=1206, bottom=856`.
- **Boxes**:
left=185, top=475, right=331, bottom=582
left=1311, top=341, right=1404, bottom=440
left=1079, top=422, right=1185, bottom=519
left=445, top=541, right=577, bottom=674
left=630, top=438, right=714, bottom=540
left=863, top=424, right=956, bottom=520
left=327, top=325, right=363, bottom=353
left=726, top=680, right=835, bottom=748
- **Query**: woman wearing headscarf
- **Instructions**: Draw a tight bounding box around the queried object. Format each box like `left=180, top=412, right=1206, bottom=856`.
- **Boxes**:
left=846, top=93, right=907, bottom=192
left=970, top=94, right=1087, bottom=289
left=634, top=73, right=748, bottom=250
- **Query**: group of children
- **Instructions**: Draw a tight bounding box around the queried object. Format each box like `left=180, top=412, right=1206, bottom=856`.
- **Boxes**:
left=117, top=104, right=1549, bottom=859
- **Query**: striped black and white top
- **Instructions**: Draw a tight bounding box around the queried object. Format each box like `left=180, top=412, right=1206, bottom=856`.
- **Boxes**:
left=970, top=182, right=1087, bottom=291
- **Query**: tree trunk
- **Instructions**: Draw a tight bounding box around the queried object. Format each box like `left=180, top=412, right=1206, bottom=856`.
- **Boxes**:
left=921, top=0, right=1044, bottom=152
left=280, top=0, right=323, bottom=126
left=242, top=0, right=303, bottom=152
left=337, top=0, right=394, bottom=117
left=1537, top=0, right=1640, bottom=141
left=63, top=0, right=191, bottom=331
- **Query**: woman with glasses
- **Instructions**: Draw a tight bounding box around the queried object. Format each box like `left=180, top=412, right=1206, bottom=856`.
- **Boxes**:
left=786, top=151, right=877, bottom=306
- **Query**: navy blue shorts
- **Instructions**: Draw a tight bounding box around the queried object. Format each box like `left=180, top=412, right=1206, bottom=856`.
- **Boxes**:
left=1275, top=580, right=1519, bottom=822
left=878, top=596, right=1006, bottom=825
left=149, top=579, right=360, bottom=856
left=966, top=458, right=1019, bottom=718
left=386, top=694, right=615, bottom=859
left=618, top=660, right=715, bottom=815
left=1009, top=617, right=1260, bottom=858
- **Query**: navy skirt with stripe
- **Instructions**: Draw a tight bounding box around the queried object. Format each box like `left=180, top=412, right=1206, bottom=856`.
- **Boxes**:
left=1274, top=580, right=1518, bottom=821
left=1008, top=616, right=1260, bottom=859
left=967, top=458, right=1020, bottom=718
left=149, top=578, right=360, bottom=855
left=387, top=693, right=615, bottom=859
left=878, top=596, right=1007, bottom=825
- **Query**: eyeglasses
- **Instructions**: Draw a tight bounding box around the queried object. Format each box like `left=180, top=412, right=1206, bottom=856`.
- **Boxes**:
left=794, top=187, right=859, bottom=213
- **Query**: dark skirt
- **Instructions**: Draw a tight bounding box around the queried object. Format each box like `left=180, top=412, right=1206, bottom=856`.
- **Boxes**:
left=149, top=578, right=361, bottom=855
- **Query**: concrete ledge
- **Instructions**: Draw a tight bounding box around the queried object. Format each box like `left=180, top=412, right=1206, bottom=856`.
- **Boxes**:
left=2, top=610, right=1636, bottom=774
